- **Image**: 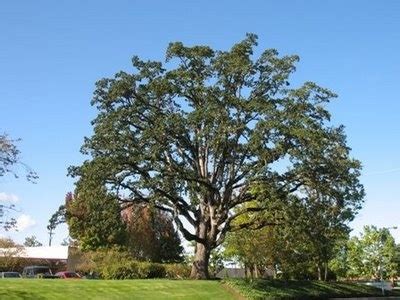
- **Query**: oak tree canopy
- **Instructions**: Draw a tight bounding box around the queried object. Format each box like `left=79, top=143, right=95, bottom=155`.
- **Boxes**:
left=70, top=34, right=363, bottom=279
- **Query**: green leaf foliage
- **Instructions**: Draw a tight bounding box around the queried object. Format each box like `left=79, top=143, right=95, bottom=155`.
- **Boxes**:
left=74, top=248, right=190, bottom=279
left=341, top=226, right=398, bottom=279
left=67, top=178, right=127, bottom=250
left=125, top=204, right=184, bottom=263
left=70, top=34, right=363, bottom=278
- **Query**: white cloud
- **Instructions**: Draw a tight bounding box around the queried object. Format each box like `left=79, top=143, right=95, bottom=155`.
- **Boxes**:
left=0, top=192, right=20, bottom=203
left=15, top=214, right=36, bottom=232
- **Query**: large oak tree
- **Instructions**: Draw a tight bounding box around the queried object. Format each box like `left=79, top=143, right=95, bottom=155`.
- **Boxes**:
left=70, top=34, right=363, bottom=279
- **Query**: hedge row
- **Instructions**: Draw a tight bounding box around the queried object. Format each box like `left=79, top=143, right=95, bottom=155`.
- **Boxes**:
left=75, top=248, right=191, bottom=279
left=100, top=261, right=191, bottom=279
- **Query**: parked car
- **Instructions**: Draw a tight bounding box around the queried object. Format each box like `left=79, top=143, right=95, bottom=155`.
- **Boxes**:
left=22, top=266, right=57, bottom=279
left=0, top=272, right=22, bottom=278
left=55, top=271, right=81, bottom=279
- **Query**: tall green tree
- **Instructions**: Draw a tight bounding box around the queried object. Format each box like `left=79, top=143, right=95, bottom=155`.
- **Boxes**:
left=70, top=34, right=363, bottom=278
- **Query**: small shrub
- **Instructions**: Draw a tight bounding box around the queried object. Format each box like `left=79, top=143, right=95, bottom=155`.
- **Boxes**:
left=137, top=262, right=166, bottom=278
left=101, top=261, right=140, bottom=279
left=75, top=247, right=132, bottom=276
left=165, top=264, right=191, bottom=279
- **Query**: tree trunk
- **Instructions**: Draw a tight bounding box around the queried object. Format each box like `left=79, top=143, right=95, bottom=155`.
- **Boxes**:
left=324, top=263, right=328, bottom=281
left=254, top=265, right=259, bottom=278
left=273, top=264, right=278, bottom=279
left=245, top=263, right=250, bottom=278
left=317, top=265, right=322, bottom=281
left=190, top=242, right=210, bottom=279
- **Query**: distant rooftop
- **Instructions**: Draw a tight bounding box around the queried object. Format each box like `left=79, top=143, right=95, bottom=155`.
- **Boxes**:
left=0, top=246, right=68, bottom=260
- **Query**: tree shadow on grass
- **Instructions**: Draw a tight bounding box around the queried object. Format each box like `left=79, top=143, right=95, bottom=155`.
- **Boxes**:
left=237, top=279, right=397, bottom=300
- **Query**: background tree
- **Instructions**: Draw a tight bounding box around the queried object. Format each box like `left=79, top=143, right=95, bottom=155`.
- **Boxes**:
left=395, top=244, right=400, bottom=278
left=50, top=191, right=183, bottom=261
left=70, top=34, right=363, bottom=278
left=47, top=193, right=68, bottom=246
left=224, top=225, right=277, bottom=278
left=124, top=204, right=183, bottom=262
left=1, top=134, right=22, bottom=178
left=208, top=248, right=225, bottom=278
left=329, top=239, right=351, bottom=279
left=357, top=226, right=397, bottom=279
left=282, top=196, right=356, bottom=281
left=66, top=178, right=126, bottom=250
left=23, top=235, right=43, bottom=247
left=0, top=237, right=25, bottom=271
left=343, top=236, right=364, bottom=279
left=225, top=187, right=360, bottom=280
left=60, top=237, right=77, bottom=247
left=0, top=133, right=37, bottom=231
left=0, top=133, right=37, bottom=181
left=225, top=138, right=364, bottom=281
left=332, top=226, right=398, bottom=280
left=0, top=205, right=17, bottom=231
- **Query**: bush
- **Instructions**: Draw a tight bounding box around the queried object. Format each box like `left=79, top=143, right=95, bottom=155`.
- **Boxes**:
left=99, top=261, right=166, bottom=279
left=75, top=248, right=183, bottom=279
left=107, top=261, right=141, bottom=279
left=75, top=248, right=131, bottom=275
left=165, top=264, right=191, bottom=279
left=137, top=262, right=166, bottom=279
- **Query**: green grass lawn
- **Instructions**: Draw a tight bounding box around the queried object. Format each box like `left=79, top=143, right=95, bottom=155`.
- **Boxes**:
left=3, top=278, right=400, bottom=300
left=224, top=279, right=400, bottom=300
left=0, top=279, right=237, bottom=300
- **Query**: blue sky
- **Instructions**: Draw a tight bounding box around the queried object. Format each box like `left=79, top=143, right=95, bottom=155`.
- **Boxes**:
left=1, top=1, right=399, bottom=245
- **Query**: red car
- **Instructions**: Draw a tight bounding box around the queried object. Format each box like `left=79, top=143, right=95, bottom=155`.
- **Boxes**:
left=55, top=271, right=81, bottom=279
